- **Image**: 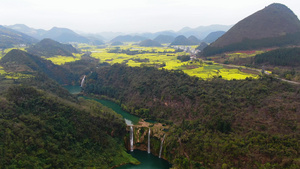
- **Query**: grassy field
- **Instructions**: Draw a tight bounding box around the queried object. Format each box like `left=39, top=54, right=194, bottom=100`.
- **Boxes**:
left=0, top=45, right=259, bottom=80
left=89, top=45, right=258, bottom=80
left=44, top=53, right=82, bottom=65
left=208, top=50, right=266, bottom=64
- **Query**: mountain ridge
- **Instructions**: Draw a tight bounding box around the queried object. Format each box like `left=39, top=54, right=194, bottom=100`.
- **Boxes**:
left=171, top=35, right=200, bottom=45
left=138, top=39, right=162, bottom=47
left=27, top=38, right=79, bottom=57
left=0, top=25, right=38, bottom=48
left=211, top=3, right=300, bottom=48
left=7, top=25, right=104, bottom=44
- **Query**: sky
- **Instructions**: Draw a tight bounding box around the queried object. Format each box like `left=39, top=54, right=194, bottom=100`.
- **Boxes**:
left=1, top=0, right=300, bottom=33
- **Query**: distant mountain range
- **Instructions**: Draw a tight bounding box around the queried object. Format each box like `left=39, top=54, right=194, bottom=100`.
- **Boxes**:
left=139, top=39, right=162, bottom=47
left=177, top=25, right=231, bottom=39
left=27, top=38, right=79, bottom=57
left=201, top=31, right=225, bottom=44
left=203, top=3, right=300, bottom=56
left=6, top=24, right=104, bottom=45
left=153, top=35, right=175, bottom=44
left=105, top=25, right=231, bottom=42
left=110, top=35, right=147, bottom=43
left=0, top=25, right=38, bottom=48
left=170, top=35, right=201, bottom=45
left=5, top=24, right=230, bottom=45
left=7, top=24, right=46, bottom=39
left=111, top=41, right=124, bottom=46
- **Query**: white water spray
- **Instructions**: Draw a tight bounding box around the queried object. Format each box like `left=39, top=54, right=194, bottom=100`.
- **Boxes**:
left=159, top=134, right=165, bottom=158
left=130, top=126, right=133, bottom=152
left=80, top=75, right=86, bottom=87
left=148, top=128, right=151, bottom=154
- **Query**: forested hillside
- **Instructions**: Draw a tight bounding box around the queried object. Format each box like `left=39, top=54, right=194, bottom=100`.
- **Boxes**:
left=0, top=49, right=74, bottom=84
left=27, top=38, right=78, bottom=57
left=202, top=32, right=300, bottom=56
left=84, top=64, right=300, bottom=168
left=255, top=47, right=300, bottom=66
left=0, top=75, right=138, bottom=168
left=203, top=3, right=300, bottom=56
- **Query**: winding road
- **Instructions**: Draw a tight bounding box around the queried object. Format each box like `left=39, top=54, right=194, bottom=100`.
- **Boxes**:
left=219, top=63, right=300, bottom=85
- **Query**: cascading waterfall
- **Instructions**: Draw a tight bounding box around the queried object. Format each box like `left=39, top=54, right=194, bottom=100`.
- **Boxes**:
left=148, top=128, right=151, bottom=154
left=80, top=75, right=86, bottom=87
left=130, top=126, right=133, bottom=152
left=159, top=134, right=165, bottom=158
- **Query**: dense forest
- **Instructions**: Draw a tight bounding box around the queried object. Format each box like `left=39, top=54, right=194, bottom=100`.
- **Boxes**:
left=255, top=47, right=300, bottom=66
left=254, top=47, right=300, bottom=82
left=0, top=74, right=138, bottom=168
left=84, top=64, right=300, bottom=168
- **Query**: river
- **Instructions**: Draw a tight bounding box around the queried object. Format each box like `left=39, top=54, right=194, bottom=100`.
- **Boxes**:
left=64, top=86, right=139, bottom=125
left=117, top=150, right=171, bottom=169
left=64, top=85, right=171, bottom=169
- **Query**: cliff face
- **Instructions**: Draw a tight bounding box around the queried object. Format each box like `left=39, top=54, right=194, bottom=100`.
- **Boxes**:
left=125, top=125, right=167, bottom=158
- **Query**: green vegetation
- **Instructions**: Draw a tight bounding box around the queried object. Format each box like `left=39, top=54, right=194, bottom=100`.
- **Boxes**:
left=0, top=49, right=73, bottom=84
left=255, top=47, right=300, bottom=66
left=272, top=67, right=300, bottom=82
left=205, top=3, right=300, bottom=56
left=2, top=3, right=300, bottom=168
left=44, top=54, right=82, bottom=65
left=207, top=50, right=265, bottom=66
left=84, top=44, right=257, bottom=80
left=253, top=47, right=300, bottom=81
left=202, top=32, right=300, bottom=56
left=83, top=64, right=300, bottom=168
left=207, top=48, right=300, bottom=82
left=27, top=38, right=79, bottom=57
left=177, top=55, right=190, bottom=62
left=0, top=73, right=139, bottom=168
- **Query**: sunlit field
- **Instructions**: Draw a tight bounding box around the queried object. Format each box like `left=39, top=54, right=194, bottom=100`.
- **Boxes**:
left=87, top=44, right=258, bottom=80
left=0, top=45, right=258, bottom=80
left=44, top=53, right=82, bottom=65
left=208, top=50, right=266, bottom=64
left=0, top=66, right=33, bottom=79
left=0, top=47, right=26, bottom=59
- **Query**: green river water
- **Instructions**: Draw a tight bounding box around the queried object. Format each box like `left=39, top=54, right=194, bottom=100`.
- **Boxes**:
left=64, top=86, right=171, bottom=169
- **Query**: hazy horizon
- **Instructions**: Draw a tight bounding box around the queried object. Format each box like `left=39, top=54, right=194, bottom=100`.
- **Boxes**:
left=1, top=0, right=300, bottom=34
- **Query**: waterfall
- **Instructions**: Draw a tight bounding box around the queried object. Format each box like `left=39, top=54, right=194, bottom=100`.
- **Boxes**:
left=148, top=128, right=151, bottom=154
left=80, top=75, right=86, bottom=87
left=159, top=134, right=165, bottom=158
left=130, top=126, right=133, bottom=152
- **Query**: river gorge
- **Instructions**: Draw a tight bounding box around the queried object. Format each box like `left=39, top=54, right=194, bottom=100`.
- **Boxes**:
left=64, top=85, right=171, bottom=168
